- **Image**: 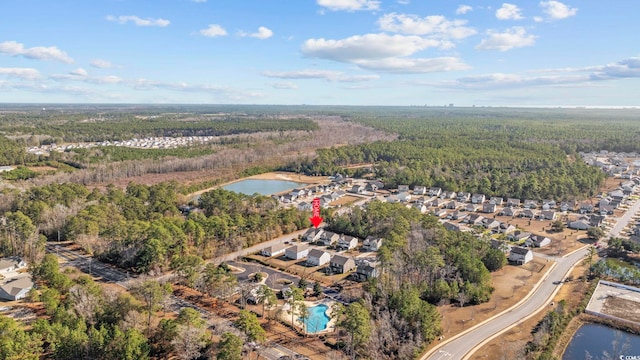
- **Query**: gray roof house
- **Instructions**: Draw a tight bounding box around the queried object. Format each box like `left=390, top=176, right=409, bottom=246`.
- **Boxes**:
left=490, top=197, right=504, bottom=205
left=526, top=235, right=551, bottom=248
left=285, top=244, right=310, bottom=260
left=457, top=192, right=471, bottom=202
left=508, top=230, right=531, bottom=242
left=397, top=185, right=410, bottom=193
left=471, top=194, right=486, bottom=204
left=0, top=257, right=27, bottom=274
left=354, top=261, right=380, bottom=282
left=303, top=228, right=325, bottom=242
left=506, top=198, right=521, bottom=207
left=306, top=249, right=331, bottom=267
left=317, top=231, right=341, bottom=246
left=482, top=203, right=497, bottom=214
left=499, top=207, right=519, bottom=217
left=568, top=219, right=590, bottom=230
left=329, top=255, right=356, bottom=274
left=508, top=247, right=533, bottom=265
left=337, top=235, right=359, bottom=251
left=538, top=211, right=557, bottom=221
left=0, top=275, right=34, bottom=301
left=524, top=200, right=538, bottom=209
left=428, top=187, right=442, bottom=196
left=413, top=186, right=427, bottom=195
left=260, top=243, right=288, bottom=257
left=362, top=236, right=383, bottom=252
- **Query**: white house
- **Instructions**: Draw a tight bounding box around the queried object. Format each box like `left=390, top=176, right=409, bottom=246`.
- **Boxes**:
left=362, top=236, right=383, bottom=252
left=303, top=228, right=325, bottom=242
left=306, top=249, right=331, bottom=267
left=526, top=235, right=551, bottom=248
left=297, top=202, right=312, bottom=211
left=508, top=247, right=533, bottom=265
left=0, top=257, right=27, bottom=275
left=285, top=245, right=309, bottom=260
left=413, top=186, right=427, bottom=195
left=337, top=235, right=359, bottom=251
left=260, top=243, right=287, bottom=257
left=0, top=275, right=34, bottom=301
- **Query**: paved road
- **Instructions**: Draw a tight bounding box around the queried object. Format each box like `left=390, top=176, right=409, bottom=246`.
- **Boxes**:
left=211, top=229, right=309, bottom=264
left=423, top=197, right=640, bottom=360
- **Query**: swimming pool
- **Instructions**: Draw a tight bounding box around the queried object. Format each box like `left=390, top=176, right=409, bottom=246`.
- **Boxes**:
left=300, top=304, right=330, bottom=334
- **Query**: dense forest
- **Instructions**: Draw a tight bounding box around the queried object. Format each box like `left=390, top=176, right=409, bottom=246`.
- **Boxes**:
left=282, top=108, right=627, bottom=200
left=325, top=201, right=504, bottom=358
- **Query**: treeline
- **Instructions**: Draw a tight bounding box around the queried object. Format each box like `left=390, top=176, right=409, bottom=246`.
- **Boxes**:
left=2, top=117, right=319, bottom=143
left=0, top=136, right=37, bottom=165
left=283, top=109, right=617, bottom=200
left=326, top=201, right=505, bottom=358
left=2, top=182, right=310, bottom=273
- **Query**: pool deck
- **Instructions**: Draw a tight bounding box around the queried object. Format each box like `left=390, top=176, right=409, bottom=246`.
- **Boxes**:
left=280, top=298, right=337, bottom=335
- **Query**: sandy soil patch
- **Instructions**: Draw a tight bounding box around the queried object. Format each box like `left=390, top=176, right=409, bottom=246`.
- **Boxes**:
left=601, top=296, right=640, bottom=323
left=473, top=261, right=591, bottom=359
left=27, top=165, right=58, bottom=173
left=422, top=257, right=551, bottom=356
left=329, top=195, right=361, bottom=207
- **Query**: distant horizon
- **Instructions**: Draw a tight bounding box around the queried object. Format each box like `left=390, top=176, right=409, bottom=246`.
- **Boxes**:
left=1, top=1, right=639, bottom=106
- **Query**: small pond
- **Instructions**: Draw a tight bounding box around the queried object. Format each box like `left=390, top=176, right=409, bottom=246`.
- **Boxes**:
left=563, top=323, right=640, bottom=359
left=222, top=179, right=307, bottom=196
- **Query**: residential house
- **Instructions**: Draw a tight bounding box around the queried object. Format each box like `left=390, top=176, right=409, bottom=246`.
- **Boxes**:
left=465, top=203, right=480, bottom=212
left=471, top=193, right=486, bottom=204
left=446, top=201, right=461, bottom=210
left=590, top=215, right=606, bottom=228
left=440, top=191, right=457, bottom=199
left=579, top=202, right=594, bottom=214
left=285, top=245, right=309, bottom=260
left=0, top=275, right=34, bottom=301
left=457, top=192, right=471, bottom=202
left=329, top=255, right=356, bottom=274
left=526, top=235, right=551, bottom=248
left=428, top=187, right=442, bottom=196
left=260, top=243, right=287, bottom=257
left=291, top=189, right=307, bottom=198
left=320, top=195, right=333, bottom=207
left=337, top=235, right=359, bottom=251
left=482, top=217, right=501, bottom=230
left=430, top=198, right=448, bottom=208
left=411, top=203, right=428, bottom=214
left=499, top=207, right=519, bottom=217
left=482, top=203, right=498, bottom=214
left=506, top=198, right=521, bottom=208
left=568, top=219, right=590, bottom=230
left=433, top=209, right=449, bottom=218
left=490, top=239, right=509, bottom=253
left=397, top=185, right=410, bottom=193
left=507, top=231, right=531, bottom=242
left=297, top=202, right=312, bottom=211
left=413, top=186, right=427, bottom=195
left=362, top=236, right=383, bottom=252
left=0, top=257, right=27, bottom=274
left=538, top=211, right=557, bottom=221
left=396, top=192, right=412, bottom=203
left=465, top=214, right=485, bottom=226
left=303, top=228, right=325, bottom=242
left=354, top=261, right=380, bottom=282
left=306, top=249, right=331, bottom=267
left=366, top=181, right=384, bottom=192
left=542, top=200, right=557, bottom=210
left=520, top=209, right=537, bottom=218
left=496, top=222, right=516, bottom=234
left=524, top=200, right=538, bottom=209
left=600, top=205, right=616, bottom=216
left=490, top=197, right=504, bottom=205
left=318, top=231, right=341, bottom=246
left=560, top=200, right=577, bottom=212
left=509, top=247, right=533, bottom=265
left=349, top=184, right=365, bottom=194
left=450, top=210, right=468, bottom=221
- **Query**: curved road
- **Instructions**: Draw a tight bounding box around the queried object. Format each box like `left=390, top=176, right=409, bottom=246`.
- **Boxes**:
left=424, top=197, right=640, bottom=360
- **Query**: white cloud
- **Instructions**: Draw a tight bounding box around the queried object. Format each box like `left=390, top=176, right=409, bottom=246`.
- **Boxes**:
left=269, top=82, right=298, bottom=89
left=456, top=5, right=473, bottom=15
left=0, top=67, right=41, bottom=80
left=476, top=27, right=536, bottom=51
left=431, top=57, right=640, bottom=90
left=192, top=0, right=207, bottom=2
left=106, top=15, right=170, bottom=27
left=496, top=3, right=524, bottom=20
left=539, top=1, right=577, bottom=20
left=262, top=69, right=379, bottom=82
left=377, top=13, right=476, bottom=39
left=240, top=26, right=273, bottom=40
left=533, top=16, right=544, bottom=22
left=398, top=0, right=410, bottom=4
left=317, top=0, right=380, bottom=12
left=90, top=59, right=113, bottom=69
left=200, top=24, right=228, bottom=37
left=353, top=57, right=470, bottom=73
left=302, top=33, right=451, bottom=62
left=0, top=41, right=74, bottom=63
left=70, top=68, right=88, bottom=77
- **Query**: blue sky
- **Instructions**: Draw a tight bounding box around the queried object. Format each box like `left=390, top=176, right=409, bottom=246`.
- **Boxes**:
left=1, top=0, right=639, bottom=106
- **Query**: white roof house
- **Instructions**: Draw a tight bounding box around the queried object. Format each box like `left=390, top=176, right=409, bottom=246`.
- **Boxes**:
left=260, top=243, right=287, bottom=257
left=285, top=245, right=309, bottom=260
